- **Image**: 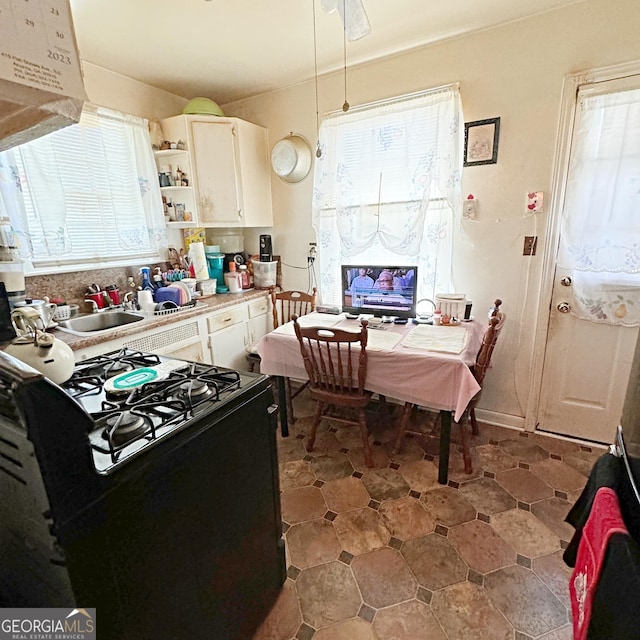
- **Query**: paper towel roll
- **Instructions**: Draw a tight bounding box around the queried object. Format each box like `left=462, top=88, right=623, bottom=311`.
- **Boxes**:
left=189, top=242, right=209, bottom=281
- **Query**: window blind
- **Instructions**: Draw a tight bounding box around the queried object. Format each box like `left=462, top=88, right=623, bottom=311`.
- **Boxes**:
left=4, top=104, right=166, bottom=269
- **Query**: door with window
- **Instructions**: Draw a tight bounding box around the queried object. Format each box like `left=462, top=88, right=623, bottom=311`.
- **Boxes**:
left=538, top=73, right=640, bottom=443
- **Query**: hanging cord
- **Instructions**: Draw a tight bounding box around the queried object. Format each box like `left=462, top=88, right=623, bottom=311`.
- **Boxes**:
left=342, top=0, right=350, bottom=112
left=312, top=0, right=322, bottom=158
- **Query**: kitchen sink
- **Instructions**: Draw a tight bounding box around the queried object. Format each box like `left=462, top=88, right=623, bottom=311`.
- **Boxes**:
left=57, top=310, right=146, bottom=335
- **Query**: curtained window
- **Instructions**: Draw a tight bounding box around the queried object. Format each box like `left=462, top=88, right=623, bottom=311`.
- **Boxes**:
left=0, top=104, right=167, bottom=271
left=312, top=85, right=463, bottom=306
left=558, top=78, right=640, bottom=326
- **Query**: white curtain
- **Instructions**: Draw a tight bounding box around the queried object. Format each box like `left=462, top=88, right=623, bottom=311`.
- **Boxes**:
left=312, top=86, right=463, bottom=306
left=558, top=84, right=640, bottom=326
left=0, top=104, right=166, bottom=267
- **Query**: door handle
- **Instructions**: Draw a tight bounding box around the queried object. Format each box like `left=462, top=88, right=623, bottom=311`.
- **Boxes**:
left=557, top=302, right=571, bottom=313
left=560, top=276, right=572, bottom=287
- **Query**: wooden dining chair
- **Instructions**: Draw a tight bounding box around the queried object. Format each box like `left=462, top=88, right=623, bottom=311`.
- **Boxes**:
left=247, top=288, right=317, bottom=423
left=292, top=315, right=374, bottom=467
left=392, top=299, right=506, bottom=474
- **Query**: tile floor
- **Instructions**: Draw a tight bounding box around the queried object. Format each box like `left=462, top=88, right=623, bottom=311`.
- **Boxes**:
left=253, top=390, right=604, bottom=640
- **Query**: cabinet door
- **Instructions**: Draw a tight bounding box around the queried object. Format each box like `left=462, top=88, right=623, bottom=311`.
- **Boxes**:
left=191, top=122, right=242, bottom=226
left=247, top=312, right=270, bottom=346
left=209, top=323, right=249, bottom=371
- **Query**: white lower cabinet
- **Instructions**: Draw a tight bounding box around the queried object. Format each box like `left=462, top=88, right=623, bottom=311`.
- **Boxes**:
left=206, top=297, right=271, bottom=371
left=71, top=296, right=271, bottom=371
left=73, top=318, right=207, bottom=363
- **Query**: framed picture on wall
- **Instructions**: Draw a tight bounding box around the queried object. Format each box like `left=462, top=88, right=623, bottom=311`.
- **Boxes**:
left=464, top=117, right=500, bottom=166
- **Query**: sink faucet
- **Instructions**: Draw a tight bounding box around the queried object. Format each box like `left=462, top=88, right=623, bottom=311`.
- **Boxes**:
left=84, top=298, right=100, bottom=314
left=123, top=291, right=139, bottom=311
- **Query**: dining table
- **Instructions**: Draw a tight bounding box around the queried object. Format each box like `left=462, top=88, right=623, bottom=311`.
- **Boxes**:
left=255, top=312, right=485, bottom=484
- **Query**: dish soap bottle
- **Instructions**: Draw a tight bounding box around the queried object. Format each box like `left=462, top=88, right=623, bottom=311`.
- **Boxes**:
left=139, top=267, right=154, bottom=292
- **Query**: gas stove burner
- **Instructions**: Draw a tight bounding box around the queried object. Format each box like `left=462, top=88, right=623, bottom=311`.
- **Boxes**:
left=104, top=411, right=148, bottom=446
left=105, top=360, right=134, bottom=378
left=180, top=379, right=212, bottom=399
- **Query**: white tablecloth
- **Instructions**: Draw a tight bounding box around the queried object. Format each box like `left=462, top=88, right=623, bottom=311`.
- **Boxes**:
left=255, top=315, right=484, bottom=422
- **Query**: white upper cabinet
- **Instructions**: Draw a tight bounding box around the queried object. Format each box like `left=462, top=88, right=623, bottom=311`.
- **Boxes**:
left=159, top=115, right=273, bottom=228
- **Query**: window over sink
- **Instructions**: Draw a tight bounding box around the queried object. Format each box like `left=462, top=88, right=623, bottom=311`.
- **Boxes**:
left=0, top=104, right=167, bottom=273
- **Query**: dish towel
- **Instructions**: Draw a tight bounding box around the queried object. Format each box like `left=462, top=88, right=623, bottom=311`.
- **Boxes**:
left=401, top=324, right=468, bottom=354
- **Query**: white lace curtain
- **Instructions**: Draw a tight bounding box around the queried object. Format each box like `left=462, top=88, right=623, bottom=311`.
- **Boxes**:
left=0, top=104, right=167, bottom=267
left=558, top=83, right=640, bottom=326
left=312, top=85, right=463, bottom=305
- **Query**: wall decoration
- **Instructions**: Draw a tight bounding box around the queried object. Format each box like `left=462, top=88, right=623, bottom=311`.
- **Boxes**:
left=464, top=117, right=500, bottom=166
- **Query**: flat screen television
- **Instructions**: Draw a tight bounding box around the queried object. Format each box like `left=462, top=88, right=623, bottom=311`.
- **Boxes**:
left=341, top=265, right=418, bottom=319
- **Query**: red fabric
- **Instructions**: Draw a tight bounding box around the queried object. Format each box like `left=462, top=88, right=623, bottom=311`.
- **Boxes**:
left=569, top=487, right=629, bottom=640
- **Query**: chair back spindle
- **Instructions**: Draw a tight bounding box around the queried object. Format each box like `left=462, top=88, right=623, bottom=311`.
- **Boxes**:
left=294, top=321, right=368, bottom=396
left=272, top=288, right=317, bottom=328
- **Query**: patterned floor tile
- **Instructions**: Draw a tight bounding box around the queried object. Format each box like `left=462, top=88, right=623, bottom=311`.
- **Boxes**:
left=280, top=459, right=316, bottom=491
left=484, top=564, right=568, bottom=636
left=531, top=550, right=574, bottom=608
left=431, top=581, right=513, bottom=640
left=252, top=390, right=588, bottom=640
left=402, top=533, right=468, bottom=590
left=281, top=486, right=328, bottom=524
left=419, top=486, right=476, bottom=526
left=332, top=507, right=390, bottom=555
left=529, top=458, right=589, bottom=493
left=397, top=458, right=441, bottom=493
left=361, top=467, right=411, bottom=502
left=530, top=497, right=575, bottom=542
left=286, top=519, right=342, bottom=569
left=313, top=617, right=377, bottom=640
left=296, top=561, right=362, bottom=629
left=373, top=599, right=448, bottom=640
left=378, top=496, right=435, bottom=540
left=320, top=476, right=371, bottom=513
left=351, top=547, right=418, bottom=608
left=495, top=467, right=554, bottom=504
left=448, top=519, right=517, bottom=574
left=498, top=438, right=549, bottom=463
left=459, top=476, right=518, bottom=515
left=309, top=452, right=354, bottom=481
left=474, top=443, right=519, bottom=473
left=490, top=509, right=561, bottom=558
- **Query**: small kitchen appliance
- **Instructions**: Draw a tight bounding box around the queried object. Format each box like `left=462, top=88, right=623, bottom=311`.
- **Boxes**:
left=0, top=348, right=285, bottom=639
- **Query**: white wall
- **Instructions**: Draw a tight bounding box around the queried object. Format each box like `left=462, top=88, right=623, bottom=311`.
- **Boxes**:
left=222, top=0, right=640, bottom=426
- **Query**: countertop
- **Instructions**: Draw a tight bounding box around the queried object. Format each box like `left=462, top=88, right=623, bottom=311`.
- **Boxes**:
left=52, top=289, right=269, bottom=351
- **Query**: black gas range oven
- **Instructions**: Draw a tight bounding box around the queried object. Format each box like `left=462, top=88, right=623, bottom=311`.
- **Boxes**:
left=0, top=348, right=286, bottom=640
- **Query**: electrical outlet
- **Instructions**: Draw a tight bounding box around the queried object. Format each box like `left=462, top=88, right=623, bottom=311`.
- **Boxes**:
left=523, top=236, right=537, bottom=256
left=526, top=191, right=544, bottom=213
left=463, top=199, right=477, bottom=219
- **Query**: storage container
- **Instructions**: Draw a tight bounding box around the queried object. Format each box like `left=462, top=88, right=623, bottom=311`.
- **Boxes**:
left=253, top=260, right=277, bottom=289
left=206, top=229, right=244, bottom=253
left=435, top=294, right=467, bottom=320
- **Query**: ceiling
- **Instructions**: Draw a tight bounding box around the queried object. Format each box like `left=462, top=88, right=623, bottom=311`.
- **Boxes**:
left=68, top=0, right=587, bottom=105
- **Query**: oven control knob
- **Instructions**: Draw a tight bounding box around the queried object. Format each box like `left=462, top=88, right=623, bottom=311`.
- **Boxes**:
left=557, top=302, right=571, bottom=313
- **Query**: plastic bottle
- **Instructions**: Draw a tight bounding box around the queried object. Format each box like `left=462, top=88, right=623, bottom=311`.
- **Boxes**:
left=433, top=309, right=442, bottom=326
left=239, top=264, right=251, bottom=289
left=153, top=267, right=163, bottom=290
left=139, top=267, right=154, bottom=292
